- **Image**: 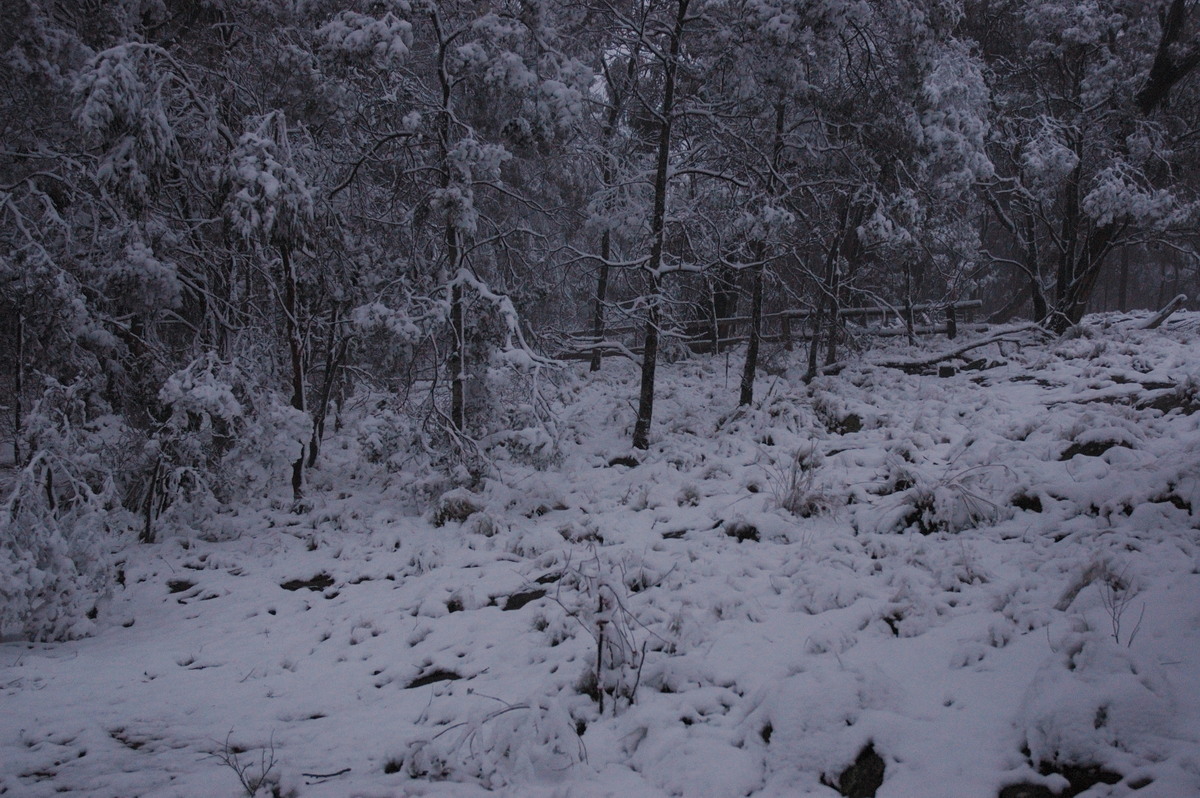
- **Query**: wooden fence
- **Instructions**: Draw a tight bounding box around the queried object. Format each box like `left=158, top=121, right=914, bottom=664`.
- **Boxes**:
left=556, top=300, right=984, bottom=361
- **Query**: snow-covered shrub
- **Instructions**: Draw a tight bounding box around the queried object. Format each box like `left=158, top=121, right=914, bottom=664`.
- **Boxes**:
left=470, top=315, right=561, bottom=470
left=354, top=402, right=419, bottom=468
left=1058, top=411, right=1144, bottom=461
left=763, top=441, right=838, bottom=517
left=153, top=355, right=241, bottom=485
left=402, top=698, right=583, bottom=788
left=479, top=374, right=559, bottom=469
left=1018, top=631, right=1176, bottom=779
left=1, top=380, right=132, bottom=640
left=430, top=488, right=482, bottom=527
left=810, top=387, right=869, bottom=435
left=872, top=464, right=1013, bottom=535
left=155, top=357, right=308, bottom=503
left=129, top=355, right=312, bottom=540
left=553, top=551, right=652, bottom=715
left=675, top=483, right=700, bottom=507
left=875, top=446, right=919, bottom=497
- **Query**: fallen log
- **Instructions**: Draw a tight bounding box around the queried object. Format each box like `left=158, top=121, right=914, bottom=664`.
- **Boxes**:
left=1139, top=294, right=1187, bottom=330
left=873, top=324, right=1048, bottom=374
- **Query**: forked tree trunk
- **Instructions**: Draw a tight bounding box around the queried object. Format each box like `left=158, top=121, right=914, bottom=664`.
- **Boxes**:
left=1047, top=222, right=1119, bottom=333
left=308, top=307, right=348, bottom=468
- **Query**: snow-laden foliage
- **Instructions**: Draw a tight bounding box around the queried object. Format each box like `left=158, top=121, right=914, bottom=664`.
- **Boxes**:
left=1021, top=121, right=1081, bottom=199
left=1082, top=163, right=1188, bottom=228
left=0, top=463, right=115, bottom=642
left=74, top=44, right=179, bottom=204
left=99, top=240, right=183, bottom=313
left=226, top=112, right=314, bottom=248
left=915, top=40, right=994, bottom=193
left=1, top=382, right=128, bottom=641
left=155, top=356, right=312, bottom=509
left=318, top=9, right=413, bottom=65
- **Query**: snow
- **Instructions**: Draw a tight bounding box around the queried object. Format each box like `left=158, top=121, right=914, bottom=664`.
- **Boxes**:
left=4, top=314, right=1200, bottom=797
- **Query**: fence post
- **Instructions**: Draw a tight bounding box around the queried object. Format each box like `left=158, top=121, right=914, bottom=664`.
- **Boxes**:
left=782, top=314, right=792, bottom=351
left=946, top=303, right=958, bottom=340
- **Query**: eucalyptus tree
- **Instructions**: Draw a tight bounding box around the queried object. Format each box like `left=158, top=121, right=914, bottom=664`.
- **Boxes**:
left=971, top=0, right=1200, bottom=331
left=319, top=0, right=588, bottom=447
left=718, top=1, right=990, bottom=380
left=710, top=0, right=869, bottom=405
left=572, top=0, right=731, bottom=450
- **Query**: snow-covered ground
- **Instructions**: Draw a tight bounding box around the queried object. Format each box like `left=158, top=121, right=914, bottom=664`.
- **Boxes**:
left=4, top=314, right=1200, bottom=798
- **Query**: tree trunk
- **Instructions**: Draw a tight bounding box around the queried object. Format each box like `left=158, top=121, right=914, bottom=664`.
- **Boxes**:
left=308, top=307, right=348, bottom=469
left=739, top=103, right=784, bottom=406
left=434, top=8, right=467, bottom=433
left=589, top=53, right=638, bottom=372
left=589, top=231, right=611, bottom=372
left=739, top=242, right=765, bottom=406
left=1136, top=0, right=1200, bottom=115
left=450, top=276, right=465, bottom=432
left=141, top=458, right=159, bottom=544
left=281, top=244, right=306, bottom=504
left=1031, top=277, right=1048, bottom=322
left=1048, top=222, right=1119, bottom=333
left=711, top=265, right=739, bottom=354
left=1053, top=155, right=1083, bottom=319
left=807, top=220, right=843, bottom=381
left=1021, top=211, right=1049, bottom=323
left=823, top=209, right=863, bottom=369
left=633, top=276, right=662, bottom=450
left=1118, top=246, right=1130, bottom=311
left=13, top=309, right=23, bottom=466
left=632, top=0, right=689, bottom=450
left=903, top=261, right=916, bottom=346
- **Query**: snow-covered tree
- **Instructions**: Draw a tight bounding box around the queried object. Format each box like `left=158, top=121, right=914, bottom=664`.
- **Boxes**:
left=972, top=0, right=1200, bottom=331
left=317, top=0, right=588, bottom=459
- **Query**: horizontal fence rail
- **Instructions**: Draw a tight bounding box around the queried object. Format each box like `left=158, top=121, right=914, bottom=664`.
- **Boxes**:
left=556, top=300, right=983, bottom=361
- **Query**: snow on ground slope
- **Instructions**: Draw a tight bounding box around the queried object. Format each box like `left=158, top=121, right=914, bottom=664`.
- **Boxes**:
left=3, top=313, right=1200, bottom=797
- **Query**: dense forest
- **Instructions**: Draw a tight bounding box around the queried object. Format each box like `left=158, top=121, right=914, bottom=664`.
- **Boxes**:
left=1, top=0, right=1199, bottom=640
